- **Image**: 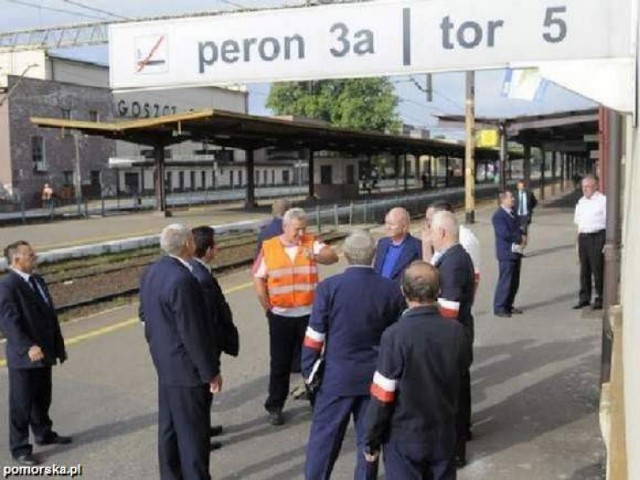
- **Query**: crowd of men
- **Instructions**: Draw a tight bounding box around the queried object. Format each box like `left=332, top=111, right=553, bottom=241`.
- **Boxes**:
left=0, top=176, right=608, bottom=479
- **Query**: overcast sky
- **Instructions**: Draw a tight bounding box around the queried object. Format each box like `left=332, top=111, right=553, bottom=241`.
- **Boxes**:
left=0, top=0, right=595, bottom=136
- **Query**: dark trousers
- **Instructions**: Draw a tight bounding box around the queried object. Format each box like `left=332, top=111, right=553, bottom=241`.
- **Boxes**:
left=8, top=367, right=54, bottom=458
left=265, top=311, right=309, bottom=413
left=454, top=369, right=471, bottom=460
left=305, top=394, right=373, bottom=480
left=517, top=215, right=531, bottom=235
left=383, top=436, right=456, bottom=480
left=493, top=259, right=522, bottom=314
left=578, top=231, right=605, bottom=304
left=158, top=384, right=211, bottom=480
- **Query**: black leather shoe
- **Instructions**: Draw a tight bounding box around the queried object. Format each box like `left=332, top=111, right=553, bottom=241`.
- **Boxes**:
left=494, top=312, right=511, bottom=318
left=14, top=454, right=39, bottom=466
left=36, top=434, right=72, bottom=446
left=592, top=302, right=603, bottom=310
left=268, top=410, right=284, bottom=426
left=510, top=307, right=524, bottom=314
left=210, top=441, right=223, bottom=451
left=572, top=301, right=590, bottom=309
left=210, top=425, right=223, bottom=437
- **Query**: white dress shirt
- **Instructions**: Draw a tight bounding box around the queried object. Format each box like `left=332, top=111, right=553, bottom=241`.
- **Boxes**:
left=574, top=191, right=607, bottom=233
left=459, top=225, right=481, bottom=280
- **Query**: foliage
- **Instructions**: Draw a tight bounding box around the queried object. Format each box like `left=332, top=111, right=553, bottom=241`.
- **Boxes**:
left=267, top=78, right=400, bottom=133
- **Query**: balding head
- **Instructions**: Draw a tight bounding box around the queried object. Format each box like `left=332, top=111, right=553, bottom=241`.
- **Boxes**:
left=384, top=207, right=410, bottom=242
left=402, top=261, right=440, bottom=305
left=431, top=210, right=459, bottom=252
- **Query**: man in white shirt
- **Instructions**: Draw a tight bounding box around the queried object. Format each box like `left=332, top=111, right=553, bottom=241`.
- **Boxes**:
left=573, top=175, right=607, bottom=310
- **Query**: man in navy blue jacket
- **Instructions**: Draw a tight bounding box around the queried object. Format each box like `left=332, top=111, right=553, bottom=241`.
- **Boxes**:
left=374, top=207, right=422, bottom=282
left=302, top=230, right=406, bottom=480
left=492, top=190, right=525, bottom=317
left=140, top=224, right=222, bottom=480
left=190, top=226, right=240, bottom=451
left=0, top=241, right=70, bottom=466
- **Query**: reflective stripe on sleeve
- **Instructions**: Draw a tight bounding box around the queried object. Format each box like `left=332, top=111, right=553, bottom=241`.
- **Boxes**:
left=303, top=326, right=325, bottom=351
left=438, top=298, right=460, bottom=319
left=370, top=371, right=397, bottom=403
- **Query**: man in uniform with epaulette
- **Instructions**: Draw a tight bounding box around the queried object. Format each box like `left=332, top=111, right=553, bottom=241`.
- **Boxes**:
left=363, top=261, right=467, bottom=480
left=302, top=230, right=405, bottom=480
left=429, top=211, right=476, bottom=467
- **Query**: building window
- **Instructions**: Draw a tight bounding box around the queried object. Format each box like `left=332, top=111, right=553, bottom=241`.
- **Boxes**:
left=178, top=171, right=185, bottom=190
left=190, top=171, right=195, bottom=190
left=89, top=110, right=99, bottom=122
left=32, top=136, right=46, bottom=172
left=229, top=170, right=234, bottom=187
left=201, top=171, right=206, bottom=189
left=282, top=170, right=290, bottom=184
left=271, top=170, right=275, bottom=185
left=255, top=170, right=259, bottom=184
left=320, top=165, right=332, bottom=185
left=263, top=170, right=268, bottom=185
left=346, top=164, right=355, bottom=184
left=90, top=170, right=100, bottom=187
left=238, top=170, right=243, bottom=186
left=63, top=170, right=73, bottom=186
left=61, top=108, right=72, bottom=120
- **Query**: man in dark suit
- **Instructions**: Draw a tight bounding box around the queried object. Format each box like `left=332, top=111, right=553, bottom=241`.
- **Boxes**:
left=190, top=226, right=240, bottom=451
left=514, top=180, right=538, bottom=237
left=302, top=230, right=406, bottom=480
left=256, top=198, right=291, bottom=255
left=140, top=224, right=222, bottom=480
left=429, top=211, right=476, bottom=467
left=364, top=261, right=468, bottom=480
left=374, top=207, right=422, bottom=282
left=492, top=190, right=525, bottom=317
left=0, top=241, right=70, bottom=466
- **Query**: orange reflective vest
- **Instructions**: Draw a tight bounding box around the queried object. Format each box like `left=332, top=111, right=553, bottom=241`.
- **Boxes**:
left=263, top=234, right=319, bottom=309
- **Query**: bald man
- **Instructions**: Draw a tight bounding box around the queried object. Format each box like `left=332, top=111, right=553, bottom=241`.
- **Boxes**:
left=373, top=207, right=422, bottom=282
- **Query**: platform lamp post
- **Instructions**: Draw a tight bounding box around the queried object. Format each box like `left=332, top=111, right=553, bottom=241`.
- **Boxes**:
left=72, top=130, right=84, bottom=217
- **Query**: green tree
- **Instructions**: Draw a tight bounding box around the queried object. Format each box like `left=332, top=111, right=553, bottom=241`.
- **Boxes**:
left=266, top=78, right=400, bottom=133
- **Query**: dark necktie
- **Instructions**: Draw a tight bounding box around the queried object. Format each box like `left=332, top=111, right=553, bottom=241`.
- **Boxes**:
left=28, top=276, right=48, bottom=304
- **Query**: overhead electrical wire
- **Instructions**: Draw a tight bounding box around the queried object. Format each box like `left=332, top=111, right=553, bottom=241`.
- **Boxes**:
left=60, top=0, right=128, bottom=19
left=5, top=0, right=106, bottom=19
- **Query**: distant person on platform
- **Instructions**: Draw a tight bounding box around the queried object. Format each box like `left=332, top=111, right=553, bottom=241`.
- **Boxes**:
left=302, top=230, right=405, bottom=480
left=421, top=172, right=428, bottom=190
left=190, top=226, right=240, bottom=451
left=0, top=241, right=70, bottom=467
left=514, top=180, right=538, bottom=240
left=423, top=201, right=481, bottom=291
left=492, top=190, right=525, bottom=318
left=363, top=261, right=468, bottom=480
left=374, top=207, right=422, bottom=282
left=573, top=175, right=607, bottom=310
left=140, top=224, right=222, bottom=480
left=256, top=199, right=291, bottom=255
left=253, top=208, right=338, bottom=426
left=41, top=183, right=53, bottom=209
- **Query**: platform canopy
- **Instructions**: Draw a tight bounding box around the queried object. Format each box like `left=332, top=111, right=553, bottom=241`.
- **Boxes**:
left=32, top=108, right=504, bottom=158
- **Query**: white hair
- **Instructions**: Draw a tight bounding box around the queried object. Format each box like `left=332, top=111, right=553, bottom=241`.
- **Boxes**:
left=343, top=230, right=376, bottom=266
left=431, top=211, right=459, bottom=240
left=283, top=207, right=307, bottom=225
left=160, top=223, right=191, bottom=256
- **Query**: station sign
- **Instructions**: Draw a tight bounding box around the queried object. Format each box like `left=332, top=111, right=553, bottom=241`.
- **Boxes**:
left=109, top=0, right=632, bottom=90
